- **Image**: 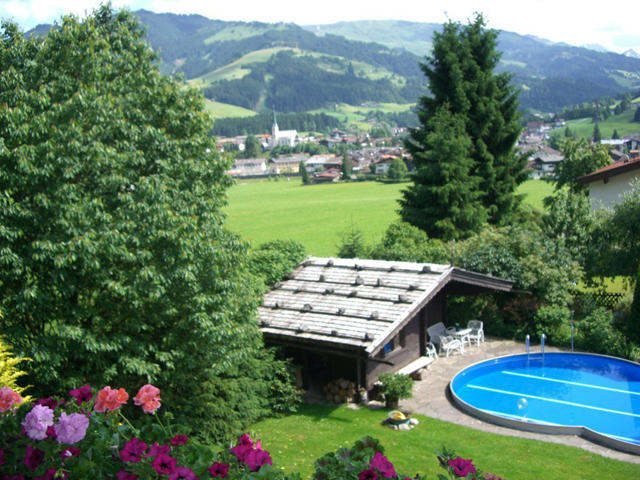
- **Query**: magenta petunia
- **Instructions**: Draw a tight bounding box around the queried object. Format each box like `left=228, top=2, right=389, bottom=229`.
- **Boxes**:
left=116, top=471, right=139, bottom=480
left=69, top=385, right=93, bottom=406
left=0, top=447, right=5, bottom=466
left=22, top=445, right=45, bottom=471
left=359, top=468, right=379, bottom=480
left=46, top=425, right=57, bottom=439
left=244, top=448, right=272, bottom=472
left=22, top=405, right=54, bottom=441
left=36, top=397, right=59, bottom=410
left=145, top=442, right=171, bottom=458
left=171, top=434, right=189, bottom=446
left=34, top=468, right=68, bottom=480
left=168, top=466, right=198, bottom=480
left=55, top=412, right=89, bottom=444
left=447, top=457, right=477, bottom=477
left=120, top=437, right=148, bottom=463
left=208, top=462, right=229, bottom=478
left=230, top=443, right=252, bottom=462
left=60, top=446, right=82, bottom=459
left=152, top=453, right=178, bottom=475
left=370, top=452, right=397, bottom=478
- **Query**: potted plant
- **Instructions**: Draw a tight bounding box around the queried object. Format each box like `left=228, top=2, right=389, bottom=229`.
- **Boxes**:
left=378, top=373, right=413, bottom=409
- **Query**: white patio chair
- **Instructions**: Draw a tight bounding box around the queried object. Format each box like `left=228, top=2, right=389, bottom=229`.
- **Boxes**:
left=439, top=335, right=463, bottom=357
left=467, top=319, right=485, bottom=346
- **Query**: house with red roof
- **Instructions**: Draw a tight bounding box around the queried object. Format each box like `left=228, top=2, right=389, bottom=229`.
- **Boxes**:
left=578, top=156, right=640, bottom=209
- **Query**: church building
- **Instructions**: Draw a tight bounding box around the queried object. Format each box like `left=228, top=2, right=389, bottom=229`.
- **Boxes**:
left=269, top=111, right=298, bottom=149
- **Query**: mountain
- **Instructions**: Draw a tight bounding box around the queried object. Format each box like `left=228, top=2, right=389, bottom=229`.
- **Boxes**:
left=582, top=43, right=611, bottom=53
left=302, top=20, right=640, bottom=112
left=27, top=11, right=640, bottom=114
left=623, top=49, right=640, bottom=59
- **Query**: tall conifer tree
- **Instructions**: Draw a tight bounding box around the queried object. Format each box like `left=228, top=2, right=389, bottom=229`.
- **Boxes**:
left=402, top=14, right=525, bottom=233
left=400, top=106, right=486, bottom=240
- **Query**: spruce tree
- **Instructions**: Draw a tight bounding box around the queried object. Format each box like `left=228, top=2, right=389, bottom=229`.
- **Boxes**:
left=612, top=129, right=619, bottom=140
left=634, top=108, right=640, bottom=122
left=341, top=151, right=352, bottom=179
left=300, top=160, right=310, bottom=184
left=402, top=14, right=525, bottom=229
left=592, top=123, right=602, bottom=143
left=400, top=106, right=486, bottom=240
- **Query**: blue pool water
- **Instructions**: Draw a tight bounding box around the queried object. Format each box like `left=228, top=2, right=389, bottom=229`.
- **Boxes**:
left=450, top=353, right=640, bottom=447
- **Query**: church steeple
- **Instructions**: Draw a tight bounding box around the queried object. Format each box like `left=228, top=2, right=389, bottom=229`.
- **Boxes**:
left=271, top=109, right=279, bottom=147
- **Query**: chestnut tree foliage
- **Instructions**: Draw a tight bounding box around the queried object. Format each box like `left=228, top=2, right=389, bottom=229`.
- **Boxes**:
left=0, top=6, right=289, bottom=439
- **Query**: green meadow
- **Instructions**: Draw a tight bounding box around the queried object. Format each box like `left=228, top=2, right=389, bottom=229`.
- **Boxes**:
left=565, top=110, right=640, bottom=138
left=225, top=179, right=551, bottom=254
left=249, top=404, right=640, bottom=480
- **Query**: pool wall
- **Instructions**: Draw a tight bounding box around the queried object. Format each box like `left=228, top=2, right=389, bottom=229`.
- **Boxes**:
left=449, top=352, right=640, bottom=456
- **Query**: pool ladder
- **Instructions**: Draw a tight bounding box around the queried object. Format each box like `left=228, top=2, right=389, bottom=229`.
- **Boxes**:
left=525, top=334, right=546, bottom=360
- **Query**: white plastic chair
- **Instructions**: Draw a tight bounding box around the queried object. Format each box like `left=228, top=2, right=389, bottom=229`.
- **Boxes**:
left=439, top=335, right=463, bottom=357
left=467, top=319, right=485, bottom=346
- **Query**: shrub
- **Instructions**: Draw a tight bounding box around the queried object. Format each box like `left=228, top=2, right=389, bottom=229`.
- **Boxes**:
left=377, top=373, right=413, bottom=405
left=532, top=305, right=571, bottom=344
left=578, top=308, right=630, bottom=358
left=248, top=239, right=307, bottom=290
left=0, top=335, right=32, bottom=402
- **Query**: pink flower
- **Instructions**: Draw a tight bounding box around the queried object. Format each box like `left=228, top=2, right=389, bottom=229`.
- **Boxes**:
left=22, top=445, right=45, bottom=471
left=447, top=457, right=477, bottom=478
left=69, top=385, right=93, bottom=406
left=370, top=452, right=396, bottom=478
left=359, top=469, right=379, bottom=480
left=94, top=386, right=128, bottom=412
left=134, top=384, right=161, bottom=414
left=22, top=404, right=54, bottom=440
left=55, top=412, right=89, bottom=444
left=116, top=471, right=138, bottom=480
left=152, top=453, right=177, bottom=475
left=120, top=438, right=148, bottom=463
left=0, top=386, right=23, bottom=411
left=171, top=434, right=189, bottom=446
left=208, top=462, right=229, bottom=478
left=169, top=466, right=197, bottom=480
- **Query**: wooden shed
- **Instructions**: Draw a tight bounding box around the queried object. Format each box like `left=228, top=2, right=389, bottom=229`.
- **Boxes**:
left=259, top=257, right=512, bottom=393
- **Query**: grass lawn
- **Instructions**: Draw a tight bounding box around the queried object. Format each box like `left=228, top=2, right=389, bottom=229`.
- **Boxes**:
left=249, top=404, right=640, bottom=479
left=224, top=179, right=552, bottom=255
left=225, top=179, right=406, bottom=255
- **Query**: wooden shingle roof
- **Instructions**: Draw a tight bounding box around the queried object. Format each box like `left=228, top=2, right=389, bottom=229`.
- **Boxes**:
left=259, top=257, right=512, bottom=356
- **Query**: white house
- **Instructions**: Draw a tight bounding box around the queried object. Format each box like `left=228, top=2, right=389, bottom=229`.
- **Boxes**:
left=305, top=154, right=341, bottom=173
left=578, top=157, right=640, bottom=209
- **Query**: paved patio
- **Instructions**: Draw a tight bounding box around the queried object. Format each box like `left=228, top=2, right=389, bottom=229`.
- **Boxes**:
left=400, top=337, right=640, bottom=465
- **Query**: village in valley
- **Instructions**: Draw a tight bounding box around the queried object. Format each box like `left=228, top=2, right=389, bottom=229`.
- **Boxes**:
left=222, top=111, right=640, bottom=184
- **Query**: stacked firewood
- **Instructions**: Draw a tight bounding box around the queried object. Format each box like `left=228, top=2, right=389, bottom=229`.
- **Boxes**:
left=323, top=378, right=356, bottom=403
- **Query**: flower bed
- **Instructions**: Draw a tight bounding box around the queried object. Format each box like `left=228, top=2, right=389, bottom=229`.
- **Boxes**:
left=0, top=385, right=502, bottom=479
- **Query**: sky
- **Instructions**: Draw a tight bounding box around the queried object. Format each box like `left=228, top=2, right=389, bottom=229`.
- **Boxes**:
left=1, top=0, right=639, bottom=54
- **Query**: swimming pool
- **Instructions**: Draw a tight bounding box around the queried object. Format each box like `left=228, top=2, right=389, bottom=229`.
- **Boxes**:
left=450, top=352, right=640, bottom=455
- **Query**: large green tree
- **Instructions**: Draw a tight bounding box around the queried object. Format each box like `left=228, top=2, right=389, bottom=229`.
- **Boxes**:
left=0, top=6, right=276, bottom=440
left=402, top=14, right=525, bottom=233
left=400, top=106, right=486, bottom=240
left=554, top=138, right=610, bottom=193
